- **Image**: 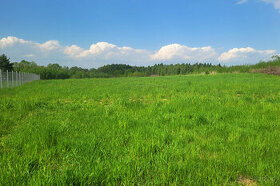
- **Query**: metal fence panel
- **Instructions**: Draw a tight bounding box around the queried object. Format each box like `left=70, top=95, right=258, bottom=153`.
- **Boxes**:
left=0, top=70, right=40, bottom=89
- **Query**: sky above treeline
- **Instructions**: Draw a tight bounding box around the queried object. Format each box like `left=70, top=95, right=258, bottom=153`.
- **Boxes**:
left=0, top=0, right=279, bottom=68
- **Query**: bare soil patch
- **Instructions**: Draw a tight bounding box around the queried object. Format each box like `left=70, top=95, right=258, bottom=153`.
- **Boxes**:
left=238, top=176, right=258, bottom=186
left=150, top=74, right=159, bottom=77
left=253, top=66, right=280, bottom=76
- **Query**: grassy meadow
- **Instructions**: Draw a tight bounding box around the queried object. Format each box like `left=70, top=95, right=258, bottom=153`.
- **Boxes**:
left=0, top=73, right=280, bottom=185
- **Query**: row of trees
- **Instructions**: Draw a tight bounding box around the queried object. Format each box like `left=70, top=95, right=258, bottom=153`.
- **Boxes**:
left=1, top=54, right=279, bottom=79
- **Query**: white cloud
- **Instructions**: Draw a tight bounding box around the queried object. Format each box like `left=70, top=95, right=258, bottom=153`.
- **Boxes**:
left=237, top=0, right=248, bottom=5
left=0, top=36, right=61, bottom=51
left=64, top=42, right=149, bottom=60
left=0, top=36, right=66, bottom=66
left=0, top=36, right=277, bottom=68
left=63, top=42, right=152, bottom=66
left=0, top=36, right=29, bottom=48
left=151, top=44, right=217, bottom=62
left=218, top=47, right=276, bottom=63
left=261, top=0, right=280, bottom=11
left=38, top=40, right=61, bottom=51
left=64, top=45, right=84, bottom=58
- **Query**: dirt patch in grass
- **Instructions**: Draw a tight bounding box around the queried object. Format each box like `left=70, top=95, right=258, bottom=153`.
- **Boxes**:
left=150, top=74, right=159, bottom=77
left=238, top=176, right=258, bottom=186
left=252, top=67, right=280, bottom=76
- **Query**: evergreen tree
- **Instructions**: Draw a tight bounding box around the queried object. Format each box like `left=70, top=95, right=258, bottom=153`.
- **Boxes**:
left=0, top=54, right=13, bottom=71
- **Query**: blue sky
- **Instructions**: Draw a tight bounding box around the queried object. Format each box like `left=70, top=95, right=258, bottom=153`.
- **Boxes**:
left=0, top=0, right=279, bottom=68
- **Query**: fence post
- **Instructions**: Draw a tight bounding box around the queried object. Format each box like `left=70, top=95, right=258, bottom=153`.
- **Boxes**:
left=18, top=72, right=21, bottom=86
left=15, top=71, right=17, bottom=87
left=12, top=70, right=14, bottom=87
left=6, top=70, right=9, bottom=88
left=20, top=72, right=22, bottom=85
left=17, top=71, right=19, bottom=86
left=0, top=69, right=2, bottom=89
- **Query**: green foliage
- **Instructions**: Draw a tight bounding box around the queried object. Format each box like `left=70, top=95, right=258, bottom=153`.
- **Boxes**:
left=0, top=73, right=280, bottom=184
left=97, top=64, right=133, bottom=76
left=272, top=55, right=280, bottom=61
left=3, top=53, right=280, bottom=79
left=0, top=54, right=13, bottom=71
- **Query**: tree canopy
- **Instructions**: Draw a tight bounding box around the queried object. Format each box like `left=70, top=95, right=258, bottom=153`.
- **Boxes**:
left=0, top=54, right=13, bottom=71
left=1, top=53, right=279, bottom=79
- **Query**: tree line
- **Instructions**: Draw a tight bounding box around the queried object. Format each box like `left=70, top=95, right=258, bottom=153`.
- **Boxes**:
left=0, top=54, right=279, bottom=79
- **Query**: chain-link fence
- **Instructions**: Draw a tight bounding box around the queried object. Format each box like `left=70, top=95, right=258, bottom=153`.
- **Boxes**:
left=0, top=70, right=40, bottom=89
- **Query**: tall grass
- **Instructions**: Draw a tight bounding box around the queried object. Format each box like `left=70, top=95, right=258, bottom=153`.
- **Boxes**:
left=0, top=73, right=280, bottom=184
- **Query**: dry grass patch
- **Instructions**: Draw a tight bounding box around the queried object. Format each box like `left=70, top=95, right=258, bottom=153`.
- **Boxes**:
left=252, top=66, right=280, bottom=76
left=238, top=175, right=258, bottom=186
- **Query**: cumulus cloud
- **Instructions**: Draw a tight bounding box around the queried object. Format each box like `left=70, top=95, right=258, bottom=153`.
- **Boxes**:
left=0, top=36, right=277, bottom=67
left=39, top=40, right=61, bottom=51
left=0, top=36, right=29, bottom=48
left=63, top=42, right=152, bottom=67
left=218, top=47, right=276, bottom=63
left=64, top=45, right=84, bottom=58
left=64, top=42, right=150, bottom=61
left=0, top=36, right=61, bottom=51
left=151, top=44, right=217, bottom=62
left=0, top=36, right=67, bottom=66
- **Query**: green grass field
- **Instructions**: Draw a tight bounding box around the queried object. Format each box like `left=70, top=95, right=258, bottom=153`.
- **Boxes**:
left=0, top=73, right=280, bottom=185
